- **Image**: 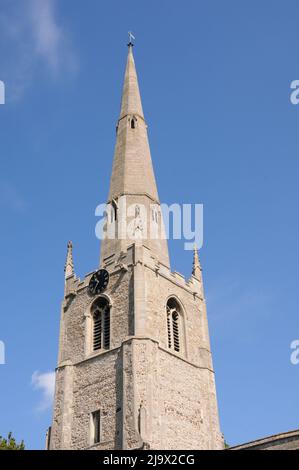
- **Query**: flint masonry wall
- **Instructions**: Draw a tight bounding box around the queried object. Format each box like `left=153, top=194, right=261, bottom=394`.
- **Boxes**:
left=142, top=264, right=212, bottom=365
left=71, top=349, right=123, bottom=449
left=50, top=244, right=223, bottom=450
left=128, top=338, right=223, bottom=450
left=51, top=267, right=134, bottom=450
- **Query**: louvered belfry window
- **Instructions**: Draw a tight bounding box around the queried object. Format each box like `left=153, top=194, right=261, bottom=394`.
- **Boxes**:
left=92, top=298, right=110, bottom=352
left=93, top=311, right=102, bottom=350
left=103, top=308, right=110, bottom=349
left=172, top=311, right=180, bottom=352
left=167, top=298, right=182, bottom=353
left=167, top=313, right=172, bottom=348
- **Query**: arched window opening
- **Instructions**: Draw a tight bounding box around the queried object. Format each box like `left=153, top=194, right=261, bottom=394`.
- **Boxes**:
left=131, top=118, right=135, bottom=129
left=167, top=314, right=172, bottom=348
left=166, top=298, right=183, bottom=353
left=172, top=312, right=180, bottom=352
left=93, top=311, right=102, bottom=350
left=103, top=307, right=110, bottom=349
left=91, top=410, right=101, bottom=444
left=111, top=199, right=118, bottom=222
left=91, top=297, right=110, bottom=352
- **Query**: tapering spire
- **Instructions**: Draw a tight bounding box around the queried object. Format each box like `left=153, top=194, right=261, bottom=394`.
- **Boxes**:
left=119, top=43, right=144, bottom=120
left=192, top=245, right=202, bottom=279
left=107, top=44, right=159, bottom=203
left=64, top=241, right=74, bottom=279
left=101, top=44, right=170, bottom=267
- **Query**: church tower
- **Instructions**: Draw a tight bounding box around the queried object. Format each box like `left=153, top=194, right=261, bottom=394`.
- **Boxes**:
left=48, top=43, right=223, bottom=450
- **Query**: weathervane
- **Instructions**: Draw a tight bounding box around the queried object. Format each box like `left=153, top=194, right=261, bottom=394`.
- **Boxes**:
left=128, top=31, right=135, bottom=46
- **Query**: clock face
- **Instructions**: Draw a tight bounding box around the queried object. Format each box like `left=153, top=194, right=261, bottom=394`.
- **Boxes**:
left=88, top=269, right=109, bottom=296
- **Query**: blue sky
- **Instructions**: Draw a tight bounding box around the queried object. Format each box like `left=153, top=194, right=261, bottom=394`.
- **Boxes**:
left=0, top=0, right=299, bottom=449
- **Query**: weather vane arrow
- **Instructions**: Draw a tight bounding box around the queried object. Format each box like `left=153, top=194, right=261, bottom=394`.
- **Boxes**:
left=128, top=31, right=135, bottom=45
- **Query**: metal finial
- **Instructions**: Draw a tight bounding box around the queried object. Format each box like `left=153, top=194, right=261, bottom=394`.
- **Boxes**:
left=128, top=31, right=135, bottom=46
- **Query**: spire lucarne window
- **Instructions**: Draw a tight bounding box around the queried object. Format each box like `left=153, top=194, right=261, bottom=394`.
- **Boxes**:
left=166, top=298, right=182, bottom=353
left=91, top=298, right=110, bottom=351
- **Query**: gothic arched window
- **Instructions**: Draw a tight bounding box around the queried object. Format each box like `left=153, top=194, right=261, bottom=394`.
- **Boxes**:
left=111, top=199, right=118, bottom=222
left=130, top=116, right=137, bottom=129
left=91, top=297, right=110, bottom=351
left=166, top=298, right=183, bottom=353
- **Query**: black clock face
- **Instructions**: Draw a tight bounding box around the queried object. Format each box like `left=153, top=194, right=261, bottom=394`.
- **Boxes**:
left=88, top=269, right=109, bottom=296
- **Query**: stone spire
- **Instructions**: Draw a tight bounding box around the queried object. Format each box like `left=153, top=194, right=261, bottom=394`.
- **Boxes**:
left=119, top=44, right=144, bottom=120
left=107, top=44, right=159, bottom=202
left=192, top=245, right=202, bottom=279
left=101, top=44, right=170, bottom=267
left=64, top=241, right=74, bottom=279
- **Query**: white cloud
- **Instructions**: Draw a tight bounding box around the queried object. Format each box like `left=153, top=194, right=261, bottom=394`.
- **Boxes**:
left=0, top=0, right=77, bottom=100
left=31, top=370, right=55, bottom=411
left=28, top=0, right=77, bottom=76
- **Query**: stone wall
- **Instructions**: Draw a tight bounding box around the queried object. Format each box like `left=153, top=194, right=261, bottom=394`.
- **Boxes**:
left=51, top=265, right=133, bottom=449
left=130, top=338, right=223, bottom=450
left=230, top=430, right=299, bottom=450
left=71, top=349, right=123, bottom=449
left=50, top=243, right=223, bottom=450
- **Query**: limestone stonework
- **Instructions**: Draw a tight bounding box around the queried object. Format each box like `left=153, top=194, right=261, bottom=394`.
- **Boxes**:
left=230, top=429, right=299, bottom=450
left=48, top=44, right=223, bottom=450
